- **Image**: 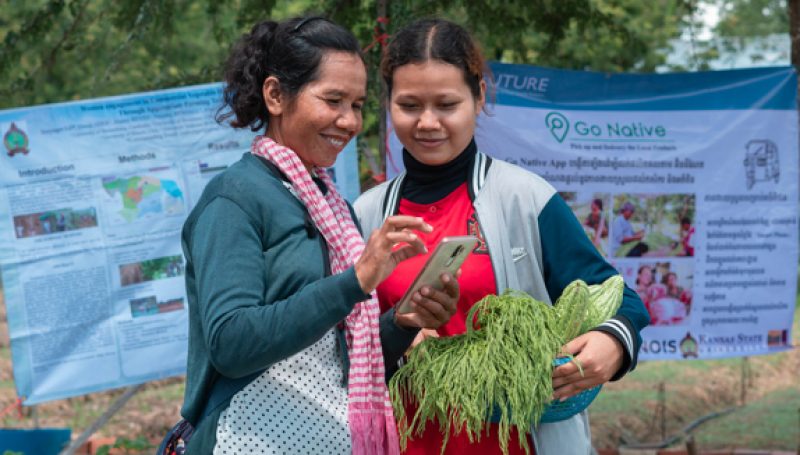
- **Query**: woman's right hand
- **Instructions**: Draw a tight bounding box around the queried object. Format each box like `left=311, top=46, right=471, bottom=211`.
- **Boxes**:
left=355, top=215, right=432, bottom=294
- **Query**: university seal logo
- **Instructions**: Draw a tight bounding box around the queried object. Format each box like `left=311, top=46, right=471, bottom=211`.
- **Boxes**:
left=4, top=122, right=29, bottom=157
left=680, top=332, right=699, bottom=358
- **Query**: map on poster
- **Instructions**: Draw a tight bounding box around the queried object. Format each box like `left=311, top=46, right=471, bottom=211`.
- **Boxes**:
left=0, top=83, right=360, bottom=404
left=388, top=64, right=798, bottom=361
left=101, top=171, right=186, bottom=224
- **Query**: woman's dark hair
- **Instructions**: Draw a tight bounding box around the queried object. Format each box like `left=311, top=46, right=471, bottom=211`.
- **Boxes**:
left=592, top=198, right=603, bottom=210
left=217, top=16, right=362, bottom=131
left=381, top=18, right=491, bottom=101
left=636, top=265, right=652, bottom=285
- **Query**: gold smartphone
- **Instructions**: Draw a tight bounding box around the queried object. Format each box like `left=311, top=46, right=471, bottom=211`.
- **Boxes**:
left=396, top=235, right=478, bottom=314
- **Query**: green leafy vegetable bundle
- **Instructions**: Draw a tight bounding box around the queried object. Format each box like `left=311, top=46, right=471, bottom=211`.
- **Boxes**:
left=389, top=275, right=624, bottom=455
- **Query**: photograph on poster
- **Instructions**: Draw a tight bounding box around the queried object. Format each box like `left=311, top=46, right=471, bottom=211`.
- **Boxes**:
left=614, top=259, right=694, bottom=326
left=119, top=254, right=184, bottom=287
left=129, top=296, right=185, bottom=318
left=609, top=193, right=695, bottom=258
left=12, top=207, right=99, bottom=238
left=559, top=191, right=610, bottom=255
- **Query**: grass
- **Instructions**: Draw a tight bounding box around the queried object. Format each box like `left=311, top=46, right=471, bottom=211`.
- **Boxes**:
left=694, top=388, right=800, bottom=449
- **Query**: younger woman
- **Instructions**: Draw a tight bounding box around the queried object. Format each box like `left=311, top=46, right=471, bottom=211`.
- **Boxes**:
left=355, top=19, right=650, bottom=455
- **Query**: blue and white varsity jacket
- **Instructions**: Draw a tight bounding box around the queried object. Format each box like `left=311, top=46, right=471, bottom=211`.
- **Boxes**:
left=354, top=151, right=650, bottom=455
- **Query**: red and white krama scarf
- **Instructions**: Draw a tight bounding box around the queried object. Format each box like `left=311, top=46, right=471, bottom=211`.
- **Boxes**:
left=251, top=136, right=400, bottom=455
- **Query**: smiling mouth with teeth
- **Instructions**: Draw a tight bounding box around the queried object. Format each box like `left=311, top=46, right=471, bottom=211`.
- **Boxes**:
left=325, top=136, right=346, bottom=147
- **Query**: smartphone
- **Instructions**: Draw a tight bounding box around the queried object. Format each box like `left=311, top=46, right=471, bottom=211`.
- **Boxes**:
left=395, top=235, right=478, bottom=314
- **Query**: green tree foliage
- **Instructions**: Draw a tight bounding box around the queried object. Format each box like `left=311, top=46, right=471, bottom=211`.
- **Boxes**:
left=0, top=0, right=293, bottom=109
left=715, top=0, right=789, bottom=37
left=1, top=0, right=695, bottom=110
left=679, top=1, right=791, bottom=71
left=399, top=0, right=693, bottom=72
left=0, top=0, right=695, bottom=184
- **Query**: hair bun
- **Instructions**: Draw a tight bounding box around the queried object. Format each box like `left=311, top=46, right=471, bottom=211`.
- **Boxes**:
left=249, top=20, right=279, bottom=50
left=217, top=16, right=362, bottom=132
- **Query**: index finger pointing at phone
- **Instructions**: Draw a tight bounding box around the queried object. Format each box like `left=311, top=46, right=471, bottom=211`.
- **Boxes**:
left=383, top=215, right=433, bottom=234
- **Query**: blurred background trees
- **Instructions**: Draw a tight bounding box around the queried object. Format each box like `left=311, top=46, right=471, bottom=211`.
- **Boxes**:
left=0, top=0, right=794, bottom=184
left=0, top=0, right=705, bottom=107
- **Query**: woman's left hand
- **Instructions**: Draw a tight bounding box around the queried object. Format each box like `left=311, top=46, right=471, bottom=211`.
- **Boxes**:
left=395, top=272, right=459, bottom=330
left=551, top=331, right=623, bottom=401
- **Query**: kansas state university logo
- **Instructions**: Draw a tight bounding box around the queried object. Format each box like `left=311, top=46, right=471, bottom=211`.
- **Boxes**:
left=680, top=332, right=698, bottom=358
left=4, top=122, right=29, bottom=157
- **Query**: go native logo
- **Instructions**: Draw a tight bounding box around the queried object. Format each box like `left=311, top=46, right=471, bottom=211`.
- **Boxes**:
left=545, top=112, right=569, bottom=143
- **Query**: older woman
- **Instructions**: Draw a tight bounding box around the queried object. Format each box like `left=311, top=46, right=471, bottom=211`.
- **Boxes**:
left=179, top=16, right=458, bottom=454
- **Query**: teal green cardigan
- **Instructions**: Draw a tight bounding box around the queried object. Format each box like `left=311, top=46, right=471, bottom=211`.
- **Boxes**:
left=180, top=153, right=418, bottom=453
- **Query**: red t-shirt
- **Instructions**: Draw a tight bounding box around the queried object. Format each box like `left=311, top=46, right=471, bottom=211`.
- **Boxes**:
left=377, top=183, right=534, bottom=454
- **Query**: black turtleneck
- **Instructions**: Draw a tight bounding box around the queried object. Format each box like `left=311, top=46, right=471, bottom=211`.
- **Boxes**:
left=401, top=139, right=477, bottom=204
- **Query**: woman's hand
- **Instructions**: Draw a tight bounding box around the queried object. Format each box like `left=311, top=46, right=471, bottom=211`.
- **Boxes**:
left=551, top=331, right=623, bottom=401
left=395, top=272, right=459, bottom=330
left=409, top=328, right=440, bottom=350
left=355, top=215, right=431, bottom=294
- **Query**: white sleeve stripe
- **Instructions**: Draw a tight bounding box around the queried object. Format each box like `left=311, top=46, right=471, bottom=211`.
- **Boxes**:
left=477, top=152, right=486, bottom=189
left=383, top=174, right=404, bottom=221
left=471, top=153, right=481, bottom=196
left=604, top=318, right=633, bottom=354
left=600, top=319, right=633, bottom=356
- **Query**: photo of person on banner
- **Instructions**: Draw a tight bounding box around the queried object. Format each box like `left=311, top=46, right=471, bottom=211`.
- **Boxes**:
left=624, top=261, right=693, bottom=326
left=679, top=216, right=695, bottom=257
left=610, top=194, right=695, bottom=258
left=354, top=18, right=650, bottom=455
left=610, top=201, right=647, bottom=257
left=560, top=192, right=610, bottom=255
left=173, top=16, right=459, bottom=455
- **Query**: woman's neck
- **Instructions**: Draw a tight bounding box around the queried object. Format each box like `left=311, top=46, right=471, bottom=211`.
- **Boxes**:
left=401, top=139, right=477, bottom=204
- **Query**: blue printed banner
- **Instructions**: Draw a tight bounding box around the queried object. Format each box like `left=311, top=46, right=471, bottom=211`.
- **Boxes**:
left=0, top=83, right=359, bottom=404
left=388, top=64, right=798, bottom=361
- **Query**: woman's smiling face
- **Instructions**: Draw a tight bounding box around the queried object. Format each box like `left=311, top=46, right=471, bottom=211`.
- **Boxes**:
left=265, top=50, right=366, bottom=169
left=389, top=60, right=485, bottom=166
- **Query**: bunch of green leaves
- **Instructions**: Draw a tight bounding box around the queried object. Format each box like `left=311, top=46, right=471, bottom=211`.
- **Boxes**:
left=389, top=275, right=625, bottom=455
left=390, top=290, right=562, bottom=454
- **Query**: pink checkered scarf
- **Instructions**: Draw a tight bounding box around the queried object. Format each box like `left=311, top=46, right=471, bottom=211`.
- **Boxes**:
left=251, top=136, right=400, bottom=455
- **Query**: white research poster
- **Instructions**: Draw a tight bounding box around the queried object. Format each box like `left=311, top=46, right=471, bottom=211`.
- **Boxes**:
left=388, top=64, right=798, bottom=361
left=0, top=83, right=360, bottom=404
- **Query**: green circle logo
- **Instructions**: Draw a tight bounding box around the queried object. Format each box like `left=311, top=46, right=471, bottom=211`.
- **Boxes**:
left=545, top=112, right=569, bottom=143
